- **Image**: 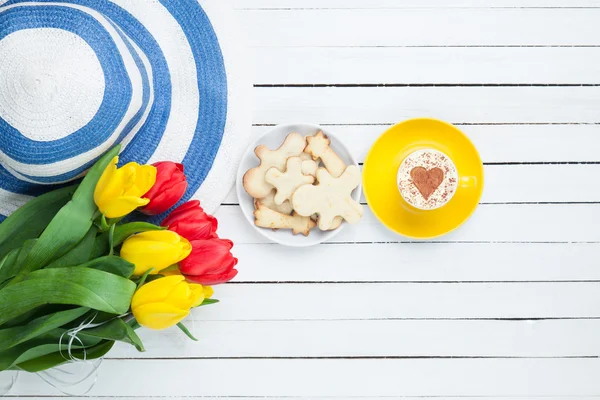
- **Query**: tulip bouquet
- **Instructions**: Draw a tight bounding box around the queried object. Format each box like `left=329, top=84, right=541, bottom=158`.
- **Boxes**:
left=0, top=145, right=238, bottom=373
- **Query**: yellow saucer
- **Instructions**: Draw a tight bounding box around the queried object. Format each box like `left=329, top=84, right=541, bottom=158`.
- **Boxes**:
left=363, top=118, right=484, bottom=239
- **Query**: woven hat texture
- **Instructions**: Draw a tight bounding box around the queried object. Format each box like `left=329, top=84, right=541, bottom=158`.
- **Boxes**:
left=0, top=0, right=252, bottom=221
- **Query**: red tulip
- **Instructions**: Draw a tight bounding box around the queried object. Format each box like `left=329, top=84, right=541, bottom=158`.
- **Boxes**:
left=179, top=238, right=238, bottom=285
left=162, top=200, right=236, bottom=285
left=161, top=200, right=218, bottom=240
left=141, top=162, right=187, bottom=215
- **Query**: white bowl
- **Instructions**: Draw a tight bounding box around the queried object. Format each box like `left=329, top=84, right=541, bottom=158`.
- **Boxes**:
left=236, top=123, right=361, bottom=247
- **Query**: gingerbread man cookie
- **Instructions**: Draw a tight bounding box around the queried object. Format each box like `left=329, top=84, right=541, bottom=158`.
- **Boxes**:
left=299, top=152, right=315, bottom=162
left=305, top=131, right=345, bottom=230
left=292, top=165, right=363, bottom=230
left=254, top=202, right=316, bottom=236
left=301, top=159, right=318, bottom=177
left=255, top=191, right=293, bottom=215
left=305, top=131, right=346, bottom=178
left=311, top=213, right=343, bottom=231
left=243, top=133, right=306, bottom=199
left=265, top=157, right=315, bottom=205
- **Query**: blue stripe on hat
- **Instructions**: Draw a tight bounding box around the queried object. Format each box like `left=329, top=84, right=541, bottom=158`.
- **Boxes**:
left=0, top=5, right=132, bottom=165
left=0, top=0, right=228, bottom=221
left=15, top=18, right=153, bottom=184
left=160, top=0, right=227, bottom=207
left=0, top=0, right=169, bottom=193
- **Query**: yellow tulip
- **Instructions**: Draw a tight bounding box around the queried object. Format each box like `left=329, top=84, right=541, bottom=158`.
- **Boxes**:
left=121, top=231, right=192, bottom=276
left=94, top=156, right=157, bottom=218
left=131, top=275, right=213, bottom=330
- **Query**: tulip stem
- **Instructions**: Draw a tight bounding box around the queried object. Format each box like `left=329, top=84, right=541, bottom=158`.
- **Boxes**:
left=108, top=224, right=116, bottom=256
left=100, top=215, right=110, bottom=232
left=136, top=268, right=155, bottom=289
left=94, top=213, right=111, bottom=232
left=177, top=322, right=198, bottom=341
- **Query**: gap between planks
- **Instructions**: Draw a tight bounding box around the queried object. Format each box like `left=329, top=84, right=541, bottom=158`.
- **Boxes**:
left=7, top=396, right=600, bottom=400
left=255, top=83, right=600, bottom=87
left=232, top=0, right=600, bottom=10
left=104, top=356, right=599, bottom=360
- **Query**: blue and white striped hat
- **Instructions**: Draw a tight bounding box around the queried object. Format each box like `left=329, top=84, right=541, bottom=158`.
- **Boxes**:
left=0, top=0, right=251, bottom=221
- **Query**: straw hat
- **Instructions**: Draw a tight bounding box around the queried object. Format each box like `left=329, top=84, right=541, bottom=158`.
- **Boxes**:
left=0, top=0, right=251, bottom=220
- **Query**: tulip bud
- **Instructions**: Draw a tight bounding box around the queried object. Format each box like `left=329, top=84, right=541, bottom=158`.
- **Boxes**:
left=161, top=200, right=217, bottom=240
left=93, top=156, right=157, bottom=218
left=179, top=238, right=238, bottom=285
left=140, top=162, right=188, bottom=215
left=131, top=275, right=213, bottom=330
left=121, top=230, right=192, bottom=276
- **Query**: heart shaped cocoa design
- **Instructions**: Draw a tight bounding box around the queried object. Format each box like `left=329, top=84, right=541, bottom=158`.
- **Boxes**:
left=410, top=167, right=445, bottom=200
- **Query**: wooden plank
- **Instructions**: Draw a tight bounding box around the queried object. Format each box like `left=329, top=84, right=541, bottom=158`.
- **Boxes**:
left=481, top=164, right=600, bottom=203
left=253, top=87, right=600, bottom=124
left=14, top=398, right=600, bottom=400
left=215, top=204, right=600, bottom=244
left=227, top=164, right=600, bottom=204
left=11, top=359, right=600, bottom=397
left=192, top=282, right=600, bottom=320
left=235, top=0, right=600, bottom=9
left=229, top=243, right=600, bottom=282
left=248, top=124, right=600, bottom=163
left=110, top=319, right=600, bottom=358
left=253, top=47, right=600, bottom=84
left=240, top=8, right=600, bottom=47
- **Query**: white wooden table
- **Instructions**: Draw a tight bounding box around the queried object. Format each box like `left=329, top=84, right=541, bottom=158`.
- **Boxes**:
left=8, top=0, right=600, bottom=398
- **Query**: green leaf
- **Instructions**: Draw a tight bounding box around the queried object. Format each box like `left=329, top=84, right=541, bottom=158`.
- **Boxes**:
left=0, top=185, right=76, bottom=261
left=0, top=248, right=21, bottom=287
left=176, top=322, right=198, bottom=341
left=1, top=305, right=75, bottom=329
left=198, top=298, right=220, bottom=307
left=16, top=239, right=36, bottom=265
left=77, top=256, right=135, bottom=278
left=0, top=240, right=37, bottom=288
left=79, top=318, right=145, bottom=352
left=2, top=256, right=133, bottom=320
left=90, top=222, right=164, bottom=259
left=45, top=226, right=97, bottom=269
left=15, top=340, right=114, bottom=373
left=0, top=308, right=44, bottom=329
left=0, top=307, right=90, bottom=352
left=0, top=330, right=101, bottom=371
left=10, top=145, right=121, bottom=284
left=0, top=267, right=136, bottom=325
left=127, top=318, right=141, bottom=330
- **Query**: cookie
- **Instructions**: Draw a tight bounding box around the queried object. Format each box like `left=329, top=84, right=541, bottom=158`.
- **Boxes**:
left=299, top=152, right=315, bottom=162
left=307, top=149, right=342, bottom=230
left=301, top=159, right=318, bottom=177
left=243, top=133, right=306, bottom=199
left=254, top=202, right=316, bottom=236
left=310, top=213, right=343, bottom=231
left=292, top=165, right=363, bottom=230
left=265, top=157, right=315, bottom=205
left=327, top=216, right=343, bottom=231
left=305, top=131, right=346, bottom=178
left=255, top=191, right=293, bottom=215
